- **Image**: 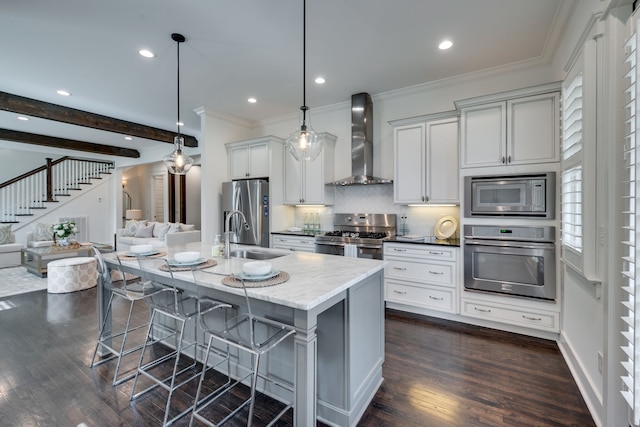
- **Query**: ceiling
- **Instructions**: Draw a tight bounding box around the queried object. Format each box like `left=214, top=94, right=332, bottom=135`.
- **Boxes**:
left=0, top=0, right=572, bottom=155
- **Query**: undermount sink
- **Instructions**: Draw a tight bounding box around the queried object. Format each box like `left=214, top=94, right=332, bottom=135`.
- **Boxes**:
left=229, top=250, right=285, bottom=260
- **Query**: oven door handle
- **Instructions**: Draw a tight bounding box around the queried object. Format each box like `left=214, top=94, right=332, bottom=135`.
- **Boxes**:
left=357, top=244, right=383, bottom=250
left=464, top=239, right=555, bottom=250
left=315, top=242, right=345, bottom=247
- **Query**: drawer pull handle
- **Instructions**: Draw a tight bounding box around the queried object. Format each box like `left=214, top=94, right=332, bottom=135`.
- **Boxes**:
left=393, top=290, right=407, bottom=295
left=429, top=251, right=444, bottom=255
left=393, top=267, right=407, bottom=271
left=393, top=248, right=407, bottom=252
left=474, top=307, right=491, bottom=313
left=428, top=270, right=443, bottom=275
left=429, top=296, right=443, bottom=301
left=522, top=315, right=542, bottom=321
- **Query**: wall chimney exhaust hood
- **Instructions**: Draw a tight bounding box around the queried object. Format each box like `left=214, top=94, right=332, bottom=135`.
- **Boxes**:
left=332, top=93, right=392, bottom=186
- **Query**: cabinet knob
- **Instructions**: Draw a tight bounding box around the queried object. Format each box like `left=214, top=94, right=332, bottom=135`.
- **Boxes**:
left=393, top=290, right=407, bottom=295
left=474, top=307, right=491, bottom=313
left=429, top=296, right=444, bottom=301
left=393, top=266, right=407, bottom=271
left=501, top=156, right=506, bottom=164
left=522, top=315, right=542, bottom=321
left=428, top=270, right=443, bottom=275
left=507, top=155, right=512, bottom=163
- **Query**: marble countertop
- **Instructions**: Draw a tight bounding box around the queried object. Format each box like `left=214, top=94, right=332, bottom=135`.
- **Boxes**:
left=271, top=230, right=323, bottom=237
left=109, top=242, right=386, bottom=311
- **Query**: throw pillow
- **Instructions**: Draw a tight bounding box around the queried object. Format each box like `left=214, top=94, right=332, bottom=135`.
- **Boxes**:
left=123, top=220, right=145, bottom=237
left=167, top=222, right=181, bottom=234
left=33, top=222, right=53, bottom=241
left=153, top=223, right=171, bottom=238
left=179, top=223, right=195, bottom=232
left=134, top=223, right=154, bottom=238
left=0, top=224, right=13, bottom=244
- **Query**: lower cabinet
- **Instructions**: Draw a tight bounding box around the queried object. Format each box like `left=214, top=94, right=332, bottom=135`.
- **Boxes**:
left=461, top=298, right=559, bottom=332
left=271, top=235, right=316, bottom=252
left=384, top=243, right=458, bottom=314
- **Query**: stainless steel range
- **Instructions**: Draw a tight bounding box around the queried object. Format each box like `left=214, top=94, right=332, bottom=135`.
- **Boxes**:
left=315, top=213, right=396, bottom=259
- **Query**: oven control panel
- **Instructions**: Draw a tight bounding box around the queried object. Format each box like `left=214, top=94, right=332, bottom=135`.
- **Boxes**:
left=463, top=225, right=555, bottom=242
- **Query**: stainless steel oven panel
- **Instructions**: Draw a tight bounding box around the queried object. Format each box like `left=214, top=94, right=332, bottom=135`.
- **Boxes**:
left=315, top=242, right=384, bottom=260
left=464, top=239, right=556, bottom=300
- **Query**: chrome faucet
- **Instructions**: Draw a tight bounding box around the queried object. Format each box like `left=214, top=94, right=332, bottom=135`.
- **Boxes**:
left=224, top=210, right=250, bottom=258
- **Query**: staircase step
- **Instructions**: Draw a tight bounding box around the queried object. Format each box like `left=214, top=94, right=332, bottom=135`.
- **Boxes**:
left=54, top=193, right=71, bottom=197
left=15, top=214, right=34, bottom=217
left=67, top=188, right=82, bottom=191
left=29, top=207, right=47, bottom=209
left=77, top=182, right=92, bottom=185
left=0, top=221, right=20, bottom=224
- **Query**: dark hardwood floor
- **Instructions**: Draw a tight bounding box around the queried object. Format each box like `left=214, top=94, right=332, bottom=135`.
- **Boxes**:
left=0, top=288, right=594, bottom=427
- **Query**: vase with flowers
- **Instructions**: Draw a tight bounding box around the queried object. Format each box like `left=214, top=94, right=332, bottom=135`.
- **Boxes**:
left=51, top=221, right=77, bottom=247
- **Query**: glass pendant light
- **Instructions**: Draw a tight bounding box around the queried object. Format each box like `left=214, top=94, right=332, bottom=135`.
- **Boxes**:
left=285, top=0, right=324, bottom=162
left=164, top=33, right=194, bottom=175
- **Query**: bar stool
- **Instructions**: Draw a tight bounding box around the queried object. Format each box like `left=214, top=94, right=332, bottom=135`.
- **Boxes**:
left=129, top=258, right=227, bottom=427
left=90, top=248, right=174, bottom=386
left=190, top=271, right=296, bottom=427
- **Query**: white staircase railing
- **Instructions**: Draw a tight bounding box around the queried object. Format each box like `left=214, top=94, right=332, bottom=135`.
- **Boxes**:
left=0, top=156, right=114, bottom=223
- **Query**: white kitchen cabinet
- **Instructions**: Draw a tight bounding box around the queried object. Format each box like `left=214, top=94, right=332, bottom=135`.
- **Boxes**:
left=391, top=113, right=459, bottom=205
left=271, top=234, right=316, bottom=252
left=284, top=133, right=336, bottom=205
left=384, top=242, right=458, bottom=314
left=458, top=87, right=560, bottom=168
left=226, top=136, right=283, bottom=180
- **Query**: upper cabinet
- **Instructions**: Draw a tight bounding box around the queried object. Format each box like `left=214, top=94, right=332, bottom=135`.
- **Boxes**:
left=284, top=133, right=336, bottom=205
left=457, top=85, right=561, bottom=169
left=226, top=136, right=284, bottom=180
left=391, top=113, right=459, bottom=205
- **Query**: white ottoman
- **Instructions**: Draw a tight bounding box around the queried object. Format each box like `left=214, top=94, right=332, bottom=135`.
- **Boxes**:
left=47, top=257, right=97, bottom=293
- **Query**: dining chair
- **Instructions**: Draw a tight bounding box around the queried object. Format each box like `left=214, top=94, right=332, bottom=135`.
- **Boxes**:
left=128, top=258, right=227, bottom=427
left=190, top=270, right=296, bottom=427
left=89, top=248, right=175, bottom=386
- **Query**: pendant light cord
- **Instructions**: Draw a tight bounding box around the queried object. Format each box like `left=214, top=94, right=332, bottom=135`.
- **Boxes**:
left=176, top=37, right=181, bottom=136
left=302, top=0, right=307, bottom=122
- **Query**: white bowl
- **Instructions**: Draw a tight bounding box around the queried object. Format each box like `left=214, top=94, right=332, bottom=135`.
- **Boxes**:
left=242, top=261, right=272, bottom=276
left=130, top=244, right=153, bottom=254
left=174, top=251, right=201, bottom=263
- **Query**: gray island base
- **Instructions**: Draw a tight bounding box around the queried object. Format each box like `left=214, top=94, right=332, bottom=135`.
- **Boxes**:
left=102, top=242, right=386, bottom=427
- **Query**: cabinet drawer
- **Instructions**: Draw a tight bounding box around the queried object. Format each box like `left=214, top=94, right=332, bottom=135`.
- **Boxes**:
left=385, top=259, right=454, bottom=286
left=386, top=280, right=455, bottom=312
left=272, top=236, right=316, bottom=252
left=461, top=299, right=559, bottom=332
left=384, top=243, right=457, bottom=261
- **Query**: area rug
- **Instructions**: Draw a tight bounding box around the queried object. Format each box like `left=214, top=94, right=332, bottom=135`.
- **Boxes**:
left=0, top=267, right=48, bottom=298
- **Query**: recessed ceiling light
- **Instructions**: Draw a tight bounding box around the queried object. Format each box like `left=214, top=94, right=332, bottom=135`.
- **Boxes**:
left=139, top=49, right=155, bottom=58
left=315, top=77, right=325, bottom=84
left=124, top=136, right=133, bottom=140
left=248, top=97, right=257, bottom=103
left=17, top=116, right=29, bottom=121
left=439, top=40, right=453, bottom=50
left=57, top=90, right=71, bottom=96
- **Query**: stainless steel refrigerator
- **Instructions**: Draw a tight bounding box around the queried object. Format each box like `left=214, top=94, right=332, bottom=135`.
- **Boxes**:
left=221, top=179, right=269, bottom=247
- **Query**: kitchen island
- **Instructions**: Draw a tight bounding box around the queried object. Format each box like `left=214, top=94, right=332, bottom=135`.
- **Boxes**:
left=102, top=242, right=386, bottom=427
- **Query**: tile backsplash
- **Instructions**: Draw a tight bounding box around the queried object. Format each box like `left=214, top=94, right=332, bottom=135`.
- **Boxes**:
left=293, top=185, right=460, bottom=238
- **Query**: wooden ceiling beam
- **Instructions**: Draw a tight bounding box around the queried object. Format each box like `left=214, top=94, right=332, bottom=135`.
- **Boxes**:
left=0, top=128, right=140, bottom=158
left=0, top=91, right=198, bottom=147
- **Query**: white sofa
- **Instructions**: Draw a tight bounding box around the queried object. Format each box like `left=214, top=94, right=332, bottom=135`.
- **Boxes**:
left=0, top=233, right=23, bottom=268
left=116, top=221, right=201, bottom=251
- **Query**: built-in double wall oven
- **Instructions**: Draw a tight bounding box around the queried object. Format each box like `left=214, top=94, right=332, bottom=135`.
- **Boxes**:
left=463, top=224, right=556, bottom=300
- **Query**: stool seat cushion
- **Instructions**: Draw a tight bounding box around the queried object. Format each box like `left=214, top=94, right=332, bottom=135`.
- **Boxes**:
left=0, top=243, right=23, bottom=253
left=47, top=257, right=97, bottom=293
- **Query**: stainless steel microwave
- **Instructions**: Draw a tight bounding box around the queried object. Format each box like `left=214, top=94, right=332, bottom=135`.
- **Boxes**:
left=464, top=172, right=555, bottom=219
